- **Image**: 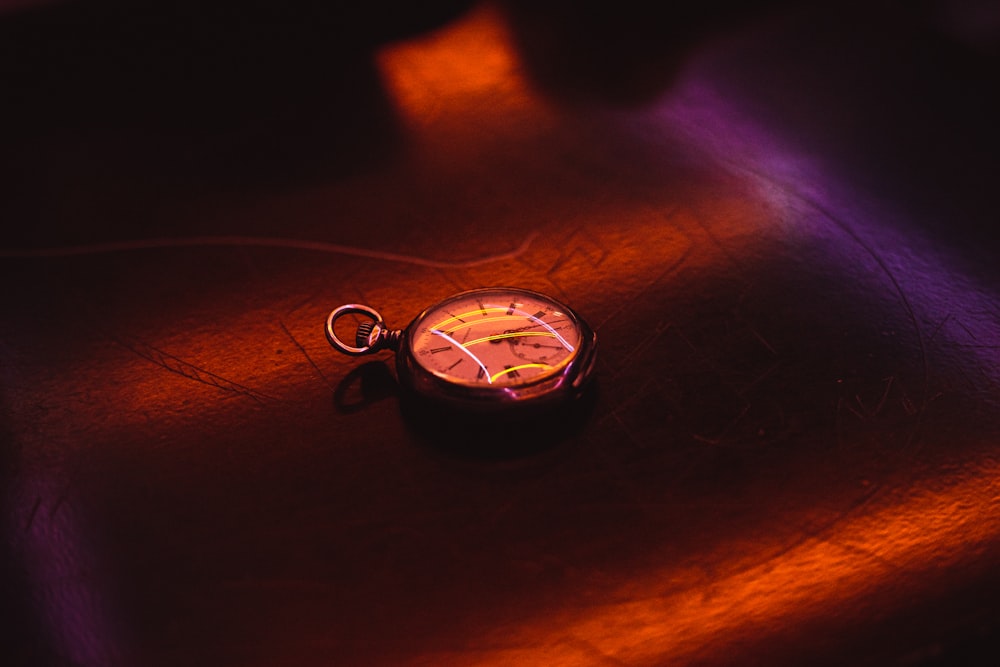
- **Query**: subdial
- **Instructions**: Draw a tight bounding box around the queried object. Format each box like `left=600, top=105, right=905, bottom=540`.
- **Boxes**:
left=509, top=334, right=570, bottom=363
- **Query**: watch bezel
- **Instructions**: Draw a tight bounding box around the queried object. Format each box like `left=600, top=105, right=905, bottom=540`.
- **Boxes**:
left=395, top=287, right=597, bottom=411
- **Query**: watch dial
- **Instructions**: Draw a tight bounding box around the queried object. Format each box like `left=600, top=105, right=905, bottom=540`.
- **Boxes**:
left=409, top=289, right=583, bottom=387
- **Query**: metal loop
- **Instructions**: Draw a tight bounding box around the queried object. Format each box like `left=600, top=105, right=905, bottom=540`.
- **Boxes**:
left=326, top=304, right=385, bottom=356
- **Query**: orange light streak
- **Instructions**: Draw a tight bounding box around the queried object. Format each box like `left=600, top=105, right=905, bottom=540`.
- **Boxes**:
left=416, top=458, right=1000, bottom=665
left=375, top=3, right=543, bottom=130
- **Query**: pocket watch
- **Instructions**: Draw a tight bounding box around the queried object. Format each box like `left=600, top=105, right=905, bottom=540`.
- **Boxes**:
left=325, top=287, right=597, bottom=412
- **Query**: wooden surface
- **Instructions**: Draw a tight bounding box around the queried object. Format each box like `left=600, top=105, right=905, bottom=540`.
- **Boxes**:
left=2, top=2, right=999, bottom=665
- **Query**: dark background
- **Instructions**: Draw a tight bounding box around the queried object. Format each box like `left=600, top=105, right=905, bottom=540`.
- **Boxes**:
left=2, top=1, right=999, bottom=665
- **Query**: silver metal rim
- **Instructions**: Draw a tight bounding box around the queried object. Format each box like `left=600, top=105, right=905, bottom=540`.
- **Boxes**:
left=325, top=304, right=384, bottom=356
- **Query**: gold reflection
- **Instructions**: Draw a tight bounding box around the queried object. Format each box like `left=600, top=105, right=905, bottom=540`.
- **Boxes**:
left=463, top=331, right=556, bottom=347
left=489, top=362, right=552, bottom=383
left=430, top=312, right=538, bottom=331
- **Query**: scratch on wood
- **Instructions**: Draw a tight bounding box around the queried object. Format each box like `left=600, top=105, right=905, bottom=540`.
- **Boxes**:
left=562, top=636, right=632, bottom=666
left=841, top=398, right=867, bottom=422
left=49, top=488, right=69, bottom=519
left=900, top=394, right=919, bottom=416
left=830, top=538, right=901, bottom=571
left=111, top=334, right=276, bottom=403
left=0, top=233, right=541, bottom=269
left=740, top=360, right=783, bottom=395
left=804, top=198, right=930, bottom=445
left=546, top=230, right=610, bottom=277
left=956, top=319, right=980, bottom=342
left=596, top=376, right=658, bottom=426
left=747, top=325, right=778, bottom=355
left=748, top=480, right=885, bottom=576
left=279, top=319, right=334, bottom=393
left=594, top=239, right=693, bottom=331
left=926, top=313, right=951, bottom=344
left=23, top=496, right=42, bottom=532
left=852, top=375, right=895, bottom=419
left=719, top=171, right=933, bottom=449
left=608, top=320, right=672, bottom=379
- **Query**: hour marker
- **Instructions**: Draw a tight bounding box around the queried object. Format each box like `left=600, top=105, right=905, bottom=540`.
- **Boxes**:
left=447, top=311, right=466, bottom=323
left=478, top=301, right=487, bottom=317
left=506, top=302, right=517, bottom=315
left=531, top=310, right=546, bottom=320
left=504, top=365, right=521, bottom=379
left=476, top=367, right=486, bottom=380
left=430, top=346, right=451, bottom=354
left=445, top=359, right=463, bottom=371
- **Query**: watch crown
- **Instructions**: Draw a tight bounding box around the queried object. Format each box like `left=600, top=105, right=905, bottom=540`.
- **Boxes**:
left=355, top=321, right=376, bottom=348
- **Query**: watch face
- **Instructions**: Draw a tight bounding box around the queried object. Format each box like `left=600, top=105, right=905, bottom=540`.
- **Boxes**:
left=408, top=288, right=585, bottom=388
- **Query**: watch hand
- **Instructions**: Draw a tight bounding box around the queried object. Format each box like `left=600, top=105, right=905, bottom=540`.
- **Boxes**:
left=509, top=340, right=565, bottom=350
